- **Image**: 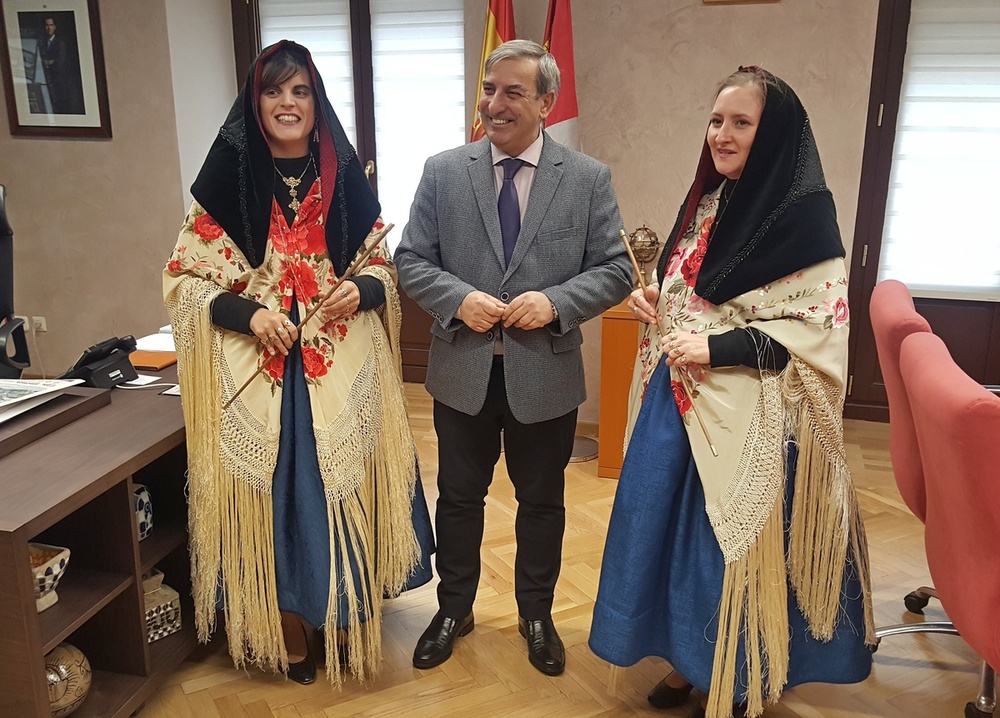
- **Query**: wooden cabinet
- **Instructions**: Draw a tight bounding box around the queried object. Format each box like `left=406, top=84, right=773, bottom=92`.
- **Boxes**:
left=0, top=378, right=193, bottom=718
left=598, top=300, right=641, bottom=479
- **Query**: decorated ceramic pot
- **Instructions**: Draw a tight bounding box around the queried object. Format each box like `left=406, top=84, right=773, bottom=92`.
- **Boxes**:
left=45, top=642, right=92, bottom=717
left=133, top=483, right=153, bottom=540
left=28, top=543, right=71, bottom=613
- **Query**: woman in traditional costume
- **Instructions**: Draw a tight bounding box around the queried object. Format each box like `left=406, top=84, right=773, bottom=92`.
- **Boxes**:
left=589, top=67, right=875, bottom=718
left=163, top=40, right=432, bottom=686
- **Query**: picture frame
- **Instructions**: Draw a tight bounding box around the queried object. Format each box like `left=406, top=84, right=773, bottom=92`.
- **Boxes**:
left=0, top=0, right=111, bottom=138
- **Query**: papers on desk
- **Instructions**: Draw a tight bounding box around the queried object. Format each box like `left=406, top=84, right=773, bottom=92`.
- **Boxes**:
left=0, top=378, right=85, bottom=425
left=136, top=332, right=175, bottom=352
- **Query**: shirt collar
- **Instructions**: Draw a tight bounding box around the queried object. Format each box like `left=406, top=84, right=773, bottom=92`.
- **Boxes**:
left=491, top=131, right=544, bottom=168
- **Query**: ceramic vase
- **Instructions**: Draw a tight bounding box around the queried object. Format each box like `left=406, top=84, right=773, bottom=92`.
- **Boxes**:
left=45, top=642, right=92, bottom=717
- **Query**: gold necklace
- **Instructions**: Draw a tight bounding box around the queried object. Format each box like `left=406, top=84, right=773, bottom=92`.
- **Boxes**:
left=274, top=155, right=315, bottom=214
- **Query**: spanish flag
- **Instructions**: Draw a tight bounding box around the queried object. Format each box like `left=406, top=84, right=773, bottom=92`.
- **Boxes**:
left=542, top=0, right=580, bottom=151
left=471, top=0, right=516, bottom=142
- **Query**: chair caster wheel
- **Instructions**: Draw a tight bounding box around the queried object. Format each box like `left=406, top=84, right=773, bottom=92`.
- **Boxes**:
left=904, top=591, right=929, bottom=614
left=964, top=701, right=993, bottom=717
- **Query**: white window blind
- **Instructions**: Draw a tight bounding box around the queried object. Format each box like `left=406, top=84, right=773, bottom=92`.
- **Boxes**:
left=259, top=0, right=465, bottom=251
left=876, top=0, right=1000, bottom=301
left=371, top=0, right=465, bottom=248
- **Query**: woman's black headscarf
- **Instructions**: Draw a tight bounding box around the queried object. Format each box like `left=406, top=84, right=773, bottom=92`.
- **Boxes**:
left=658, top=66, right=845, bottom=305
left=191, top=40, right=380, bottom=274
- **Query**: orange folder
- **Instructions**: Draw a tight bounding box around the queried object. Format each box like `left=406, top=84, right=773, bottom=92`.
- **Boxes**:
left=130, top=350, right=177, bottom=371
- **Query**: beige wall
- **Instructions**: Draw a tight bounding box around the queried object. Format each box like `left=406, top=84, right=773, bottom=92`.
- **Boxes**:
left=3, top=0, right=183, bottom=376
left=466, top=0, right=878, bottom=424
left=5, top=0, right=877, bottom=429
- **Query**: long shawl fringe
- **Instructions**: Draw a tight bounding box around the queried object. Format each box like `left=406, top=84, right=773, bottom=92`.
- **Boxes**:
left=705, top=361, right=875, bottom=718
left=168, top=266, right=419, bottom=686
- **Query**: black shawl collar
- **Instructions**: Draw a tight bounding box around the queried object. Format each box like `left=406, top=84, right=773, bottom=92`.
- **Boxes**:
left=191, top=40, right=380, bottom=274
left=658, top=67, right=844, bottom=305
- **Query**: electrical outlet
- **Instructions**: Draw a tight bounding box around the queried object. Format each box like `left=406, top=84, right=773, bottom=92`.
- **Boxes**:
left=13, top=314, right=28, bottom=326
left=31, top=316, right=47, bottom=332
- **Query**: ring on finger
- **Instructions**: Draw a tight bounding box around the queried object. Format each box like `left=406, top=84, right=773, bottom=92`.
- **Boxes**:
left=283, top=319, right=294, bottom=327
left=277, top=326, right=286, bottom=334
left=341, top=287, right=348, bottom=297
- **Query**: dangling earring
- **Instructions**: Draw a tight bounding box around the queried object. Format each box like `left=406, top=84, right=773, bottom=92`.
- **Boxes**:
left=313, top=121, right=319, bottom=144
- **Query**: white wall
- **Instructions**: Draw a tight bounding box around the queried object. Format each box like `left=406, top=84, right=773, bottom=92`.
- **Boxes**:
left=165, top=0, right=238, bottom=214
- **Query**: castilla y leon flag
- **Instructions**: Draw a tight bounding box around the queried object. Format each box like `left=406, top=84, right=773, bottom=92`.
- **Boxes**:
left=543, top=0, right=580, bottom=151
left=471, top=0, right=516, bottom=142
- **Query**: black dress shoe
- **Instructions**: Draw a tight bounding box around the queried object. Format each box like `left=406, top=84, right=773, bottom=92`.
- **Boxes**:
left=517, top=616, right=565, bottom=676
left=648, top=674, right=694, bottom=709
left=287, top=654, right=316, bottom=685
left=412, top=611, right=474, bottom=668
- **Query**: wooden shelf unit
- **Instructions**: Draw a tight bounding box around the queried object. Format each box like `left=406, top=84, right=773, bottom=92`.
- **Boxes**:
left=0, top=377, right=194, bottom=718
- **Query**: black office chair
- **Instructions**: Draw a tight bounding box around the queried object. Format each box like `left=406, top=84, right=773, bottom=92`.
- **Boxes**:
left=0, top=184, right=31, bottom=379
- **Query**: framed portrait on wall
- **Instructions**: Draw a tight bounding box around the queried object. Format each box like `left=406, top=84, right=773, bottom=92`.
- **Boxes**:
left=0, top=0, right=111, bottom=137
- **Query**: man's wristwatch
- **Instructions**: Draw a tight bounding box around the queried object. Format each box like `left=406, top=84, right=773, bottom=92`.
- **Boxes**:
left=549, top=300, right=559, bottom=321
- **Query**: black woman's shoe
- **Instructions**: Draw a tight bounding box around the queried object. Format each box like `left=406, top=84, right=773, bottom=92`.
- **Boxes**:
left=287, top=654, right=316, bottom=685
left=647, top=673, right=694, bottom=709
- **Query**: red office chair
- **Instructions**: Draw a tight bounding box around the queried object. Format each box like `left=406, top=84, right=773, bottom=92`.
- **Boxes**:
left=901, top=331, right=999, bottom=717
left=869, top=279, right=940, bottom=614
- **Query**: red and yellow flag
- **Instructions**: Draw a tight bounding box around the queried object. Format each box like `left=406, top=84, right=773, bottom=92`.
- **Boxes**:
left=542, top=0, right=580, bottom=151
left=471, top=0, right=516, bottom=142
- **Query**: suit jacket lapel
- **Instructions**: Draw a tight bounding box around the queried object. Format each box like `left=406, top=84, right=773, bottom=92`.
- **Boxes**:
left=468, top=139, right=507, bottom=268
left=506, top=132, right=564, bottom=277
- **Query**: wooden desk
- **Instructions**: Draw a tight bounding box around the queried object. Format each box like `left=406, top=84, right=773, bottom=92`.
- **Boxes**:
left=598, top=300, right=641, bottom=478
left=0, top=374, right=193, bottom=718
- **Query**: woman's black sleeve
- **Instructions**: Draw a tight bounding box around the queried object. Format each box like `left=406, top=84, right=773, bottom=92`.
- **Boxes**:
left=210, top=292, right=264, bottom=335
left=351, top=276, right=386, bottom=311
left=708, top=327, right=790, bottom=371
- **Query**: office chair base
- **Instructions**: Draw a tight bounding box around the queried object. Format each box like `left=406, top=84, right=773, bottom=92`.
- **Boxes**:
left=873, top=621, right=958, bottom=651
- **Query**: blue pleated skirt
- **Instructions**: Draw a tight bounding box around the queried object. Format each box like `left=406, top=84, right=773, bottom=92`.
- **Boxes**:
left=589, top=361, right=872, bottom=700
left=272, top=305, right=434, bottom=629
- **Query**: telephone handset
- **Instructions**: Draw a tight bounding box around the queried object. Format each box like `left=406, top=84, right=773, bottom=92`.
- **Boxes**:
left=61, top=335, right=138, bottom=387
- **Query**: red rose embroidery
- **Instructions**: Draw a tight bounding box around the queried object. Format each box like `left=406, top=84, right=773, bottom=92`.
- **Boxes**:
left=367, top=255, right=387, bottom=266
left=166, top=259, right=183, bottom=272
left=824, top=296, right=849, bottom=328
left=303, top=224, right=328, bottom=256
left=680, top=237, right=708, bottom=286
left=301, top=345, right=329, bottom=379
left=278, top=261, right=320, bottom=305
left=193, top=214, right=224, bottom=241
left=699, top=215, right=715, bottom=240
left=264, top=350, right=285, bottom=381
left=671, top=380, right=691, bottom=416
left=230, top=280, right=248, bottom=294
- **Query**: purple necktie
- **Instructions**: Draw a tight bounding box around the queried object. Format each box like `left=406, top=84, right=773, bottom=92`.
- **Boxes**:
left=497, top=158, right=525, bottom=266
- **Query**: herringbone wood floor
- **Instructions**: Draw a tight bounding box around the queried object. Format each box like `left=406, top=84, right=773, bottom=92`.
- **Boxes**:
left=138, top=384, right=995, bottom=717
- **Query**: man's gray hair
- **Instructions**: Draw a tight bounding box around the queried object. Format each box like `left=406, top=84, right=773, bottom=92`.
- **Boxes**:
left=484, top=39, right=560, bottom=98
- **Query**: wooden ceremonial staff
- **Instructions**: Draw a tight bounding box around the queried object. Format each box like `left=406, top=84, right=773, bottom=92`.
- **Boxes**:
left=619, top=229, right=718, bottom=457
left=222, top=222, right=393, bottom=411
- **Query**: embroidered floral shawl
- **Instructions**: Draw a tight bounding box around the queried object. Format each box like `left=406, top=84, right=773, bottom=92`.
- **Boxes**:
left=164, top=185, right=419, bottom=685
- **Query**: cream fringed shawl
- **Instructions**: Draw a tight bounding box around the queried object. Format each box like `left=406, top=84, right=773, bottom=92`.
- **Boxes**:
left=625, top=188, right=875, bottom=717
left=163, top=201, right=419, bottom=685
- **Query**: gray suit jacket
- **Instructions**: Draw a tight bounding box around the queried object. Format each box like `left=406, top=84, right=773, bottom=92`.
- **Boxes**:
left=395, top=133, right=632, bottom=424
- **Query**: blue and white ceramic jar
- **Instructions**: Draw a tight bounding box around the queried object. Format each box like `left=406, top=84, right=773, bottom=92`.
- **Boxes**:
left=133, top=483, right=153, bottom=541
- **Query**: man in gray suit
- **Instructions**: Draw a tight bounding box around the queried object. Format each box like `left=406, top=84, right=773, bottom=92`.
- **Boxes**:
left=395, top=40, right=631, bottom=676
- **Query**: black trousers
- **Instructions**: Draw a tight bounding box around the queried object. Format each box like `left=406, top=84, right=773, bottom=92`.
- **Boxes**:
left=432, top=356, right=577, bottom=620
